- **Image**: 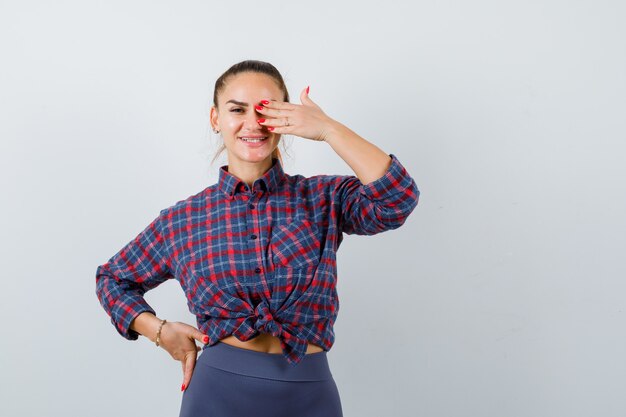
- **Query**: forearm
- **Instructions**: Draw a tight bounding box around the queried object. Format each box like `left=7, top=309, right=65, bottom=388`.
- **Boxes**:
left=324, top=121, right=392, bottom=185
left=130, top=311, right=163, bottom=343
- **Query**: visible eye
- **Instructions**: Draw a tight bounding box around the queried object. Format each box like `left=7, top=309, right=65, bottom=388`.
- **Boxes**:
left=230, top=108, right=244, bottom=113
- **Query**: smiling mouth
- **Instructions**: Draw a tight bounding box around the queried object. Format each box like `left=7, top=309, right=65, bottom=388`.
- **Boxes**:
left=239, top=136, right=269, bottom=143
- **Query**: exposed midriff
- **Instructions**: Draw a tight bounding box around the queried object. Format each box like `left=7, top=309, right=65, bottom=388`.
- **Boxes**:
left=219, top=333, right=324, bottom=354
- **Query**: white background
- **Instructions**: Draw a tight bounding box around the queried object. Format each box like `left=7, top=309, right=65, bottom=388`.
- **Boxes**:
left=1, top=1, right=625, bottom=416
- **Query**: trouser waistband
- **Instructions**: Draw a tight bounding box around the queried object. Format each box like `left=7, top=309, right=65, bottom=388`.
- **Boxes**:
left=198, top=341, right=333, bottom=381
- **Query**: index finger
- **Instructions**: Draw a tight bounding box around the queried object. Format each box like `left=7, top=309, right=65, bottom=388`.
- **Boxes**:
left=181, top=352, right=197, bottom=391
left=261, top=99, right=296, bottom=110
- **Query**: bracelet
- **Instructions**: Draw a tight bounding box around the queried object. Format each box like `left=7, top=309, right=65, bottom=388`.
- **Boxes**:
left=155, top=319, right=167, bottom=347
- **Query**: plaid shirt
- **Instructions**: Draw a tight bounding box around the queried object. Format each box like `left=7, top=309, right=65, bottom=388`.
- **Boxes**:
left=95, top=153, right=420, bottom=366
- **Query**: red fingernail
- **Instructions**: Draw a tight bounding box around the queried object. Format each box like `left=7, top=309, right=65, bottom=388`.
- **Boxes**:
left=257, top=118, right=266, bottom=123
left=181, top=383, right=186, bottom=391
left=306, top=86, right=310, bottom=94
left=203, top=335, right=209, bottom=343
left=261, top=100, right=270, bottom=105
left=255, top=105, right=263, bottom=111
left=268, top=126, right=275, bottom=131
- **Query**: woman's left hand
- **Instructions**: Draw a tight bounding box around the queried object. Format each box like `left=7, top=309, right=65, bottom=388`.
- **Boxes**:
left=255, top=87, right=338, bottom=142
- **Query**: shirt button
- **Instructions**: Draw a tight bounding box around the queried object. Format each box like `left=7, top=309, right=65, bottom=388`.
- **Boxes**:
left=254, top=267, right=261, bottom=273
left=250, top=234, right=257, bottom=240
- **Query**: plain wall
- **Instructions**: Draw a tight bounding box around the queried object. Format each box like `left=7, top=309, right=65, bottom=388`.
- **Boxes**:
left=1, top=1, right=625, bottom=416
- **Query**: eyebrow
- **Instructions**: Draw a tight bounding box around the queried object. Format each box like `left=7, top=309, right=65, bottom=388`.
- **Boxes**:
left=225, top=100, right=249, bottom=106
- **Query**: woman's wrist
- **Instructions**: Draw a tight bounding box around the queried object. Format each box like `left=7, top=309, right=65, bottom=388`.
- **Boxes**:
left=155, top=319, right=167, bottom=347
left=322, top=119, right=348, bottom=146
left=130, top=311, right=163, bottom=343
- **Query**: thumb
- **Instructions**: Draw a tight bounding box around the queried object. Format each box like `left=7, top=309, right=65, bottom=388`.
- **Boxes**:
left=192, top=329, right=209, bottom=345
left=300, top=85, right=317, bottom=107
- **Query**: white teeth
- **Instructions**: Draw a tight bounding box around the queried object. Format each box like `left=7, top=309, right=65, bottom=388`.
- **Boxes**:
left=240, top=137, right=267, bottom=143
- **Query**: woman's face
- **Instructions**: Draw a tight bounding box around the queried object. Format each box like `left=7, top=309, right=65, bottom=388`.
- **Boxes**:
left=211, top=72, right=284, bottom=167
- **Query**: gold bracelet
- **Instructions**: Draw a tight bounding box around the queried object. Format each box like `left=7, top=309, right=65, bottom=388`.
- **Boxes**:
left=155, top=319, right=167, bottom=347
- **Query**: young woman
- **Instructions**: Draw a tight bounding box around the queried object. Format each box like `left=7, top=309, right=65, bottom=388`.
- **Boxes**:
left=95, top=60, right=420, bottom=416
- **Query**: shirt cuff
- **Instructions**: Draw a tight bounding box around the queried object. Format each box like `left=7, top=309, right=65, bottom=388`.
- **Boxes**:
left=359, top=153, right=418, bottom=201
left=109, top=293, right=157, bottom=340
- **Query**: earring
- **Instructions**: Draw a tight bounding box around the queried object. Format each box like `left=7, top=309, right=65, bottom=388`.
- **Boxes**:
left=212, top=128, right=220, bottom=134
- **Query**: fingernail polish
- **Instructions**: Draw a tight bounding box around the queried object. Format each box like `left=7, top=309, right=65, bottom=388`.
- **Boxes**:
left=268, top=126, right=275, bottom=131
left=306, top=86, right=310, bottom=94
left=257, top=118, right=266, bottom=123
left=261, top=100, right=270, bottom=105
left=203, top=335, right=209, bottom=343
left=255, top=105, right=263, bottom=111
left=181, top=383, right=186, bottom=391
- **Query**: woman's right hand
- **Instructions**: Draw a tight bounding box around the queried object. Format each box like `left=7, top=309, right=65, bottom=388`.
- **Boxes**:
left=155, top=321, right=208, bottom=391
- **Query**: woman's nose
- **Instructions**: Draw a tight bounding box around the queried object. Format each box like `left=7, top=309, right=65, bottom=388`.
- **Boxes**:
left=245, top=110, right=262, bottom=128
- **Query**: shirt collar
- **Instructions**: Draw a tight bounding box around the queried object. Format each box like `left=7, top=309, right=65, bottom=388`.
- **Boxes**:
left=218, top=157, right=286, bottom=199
